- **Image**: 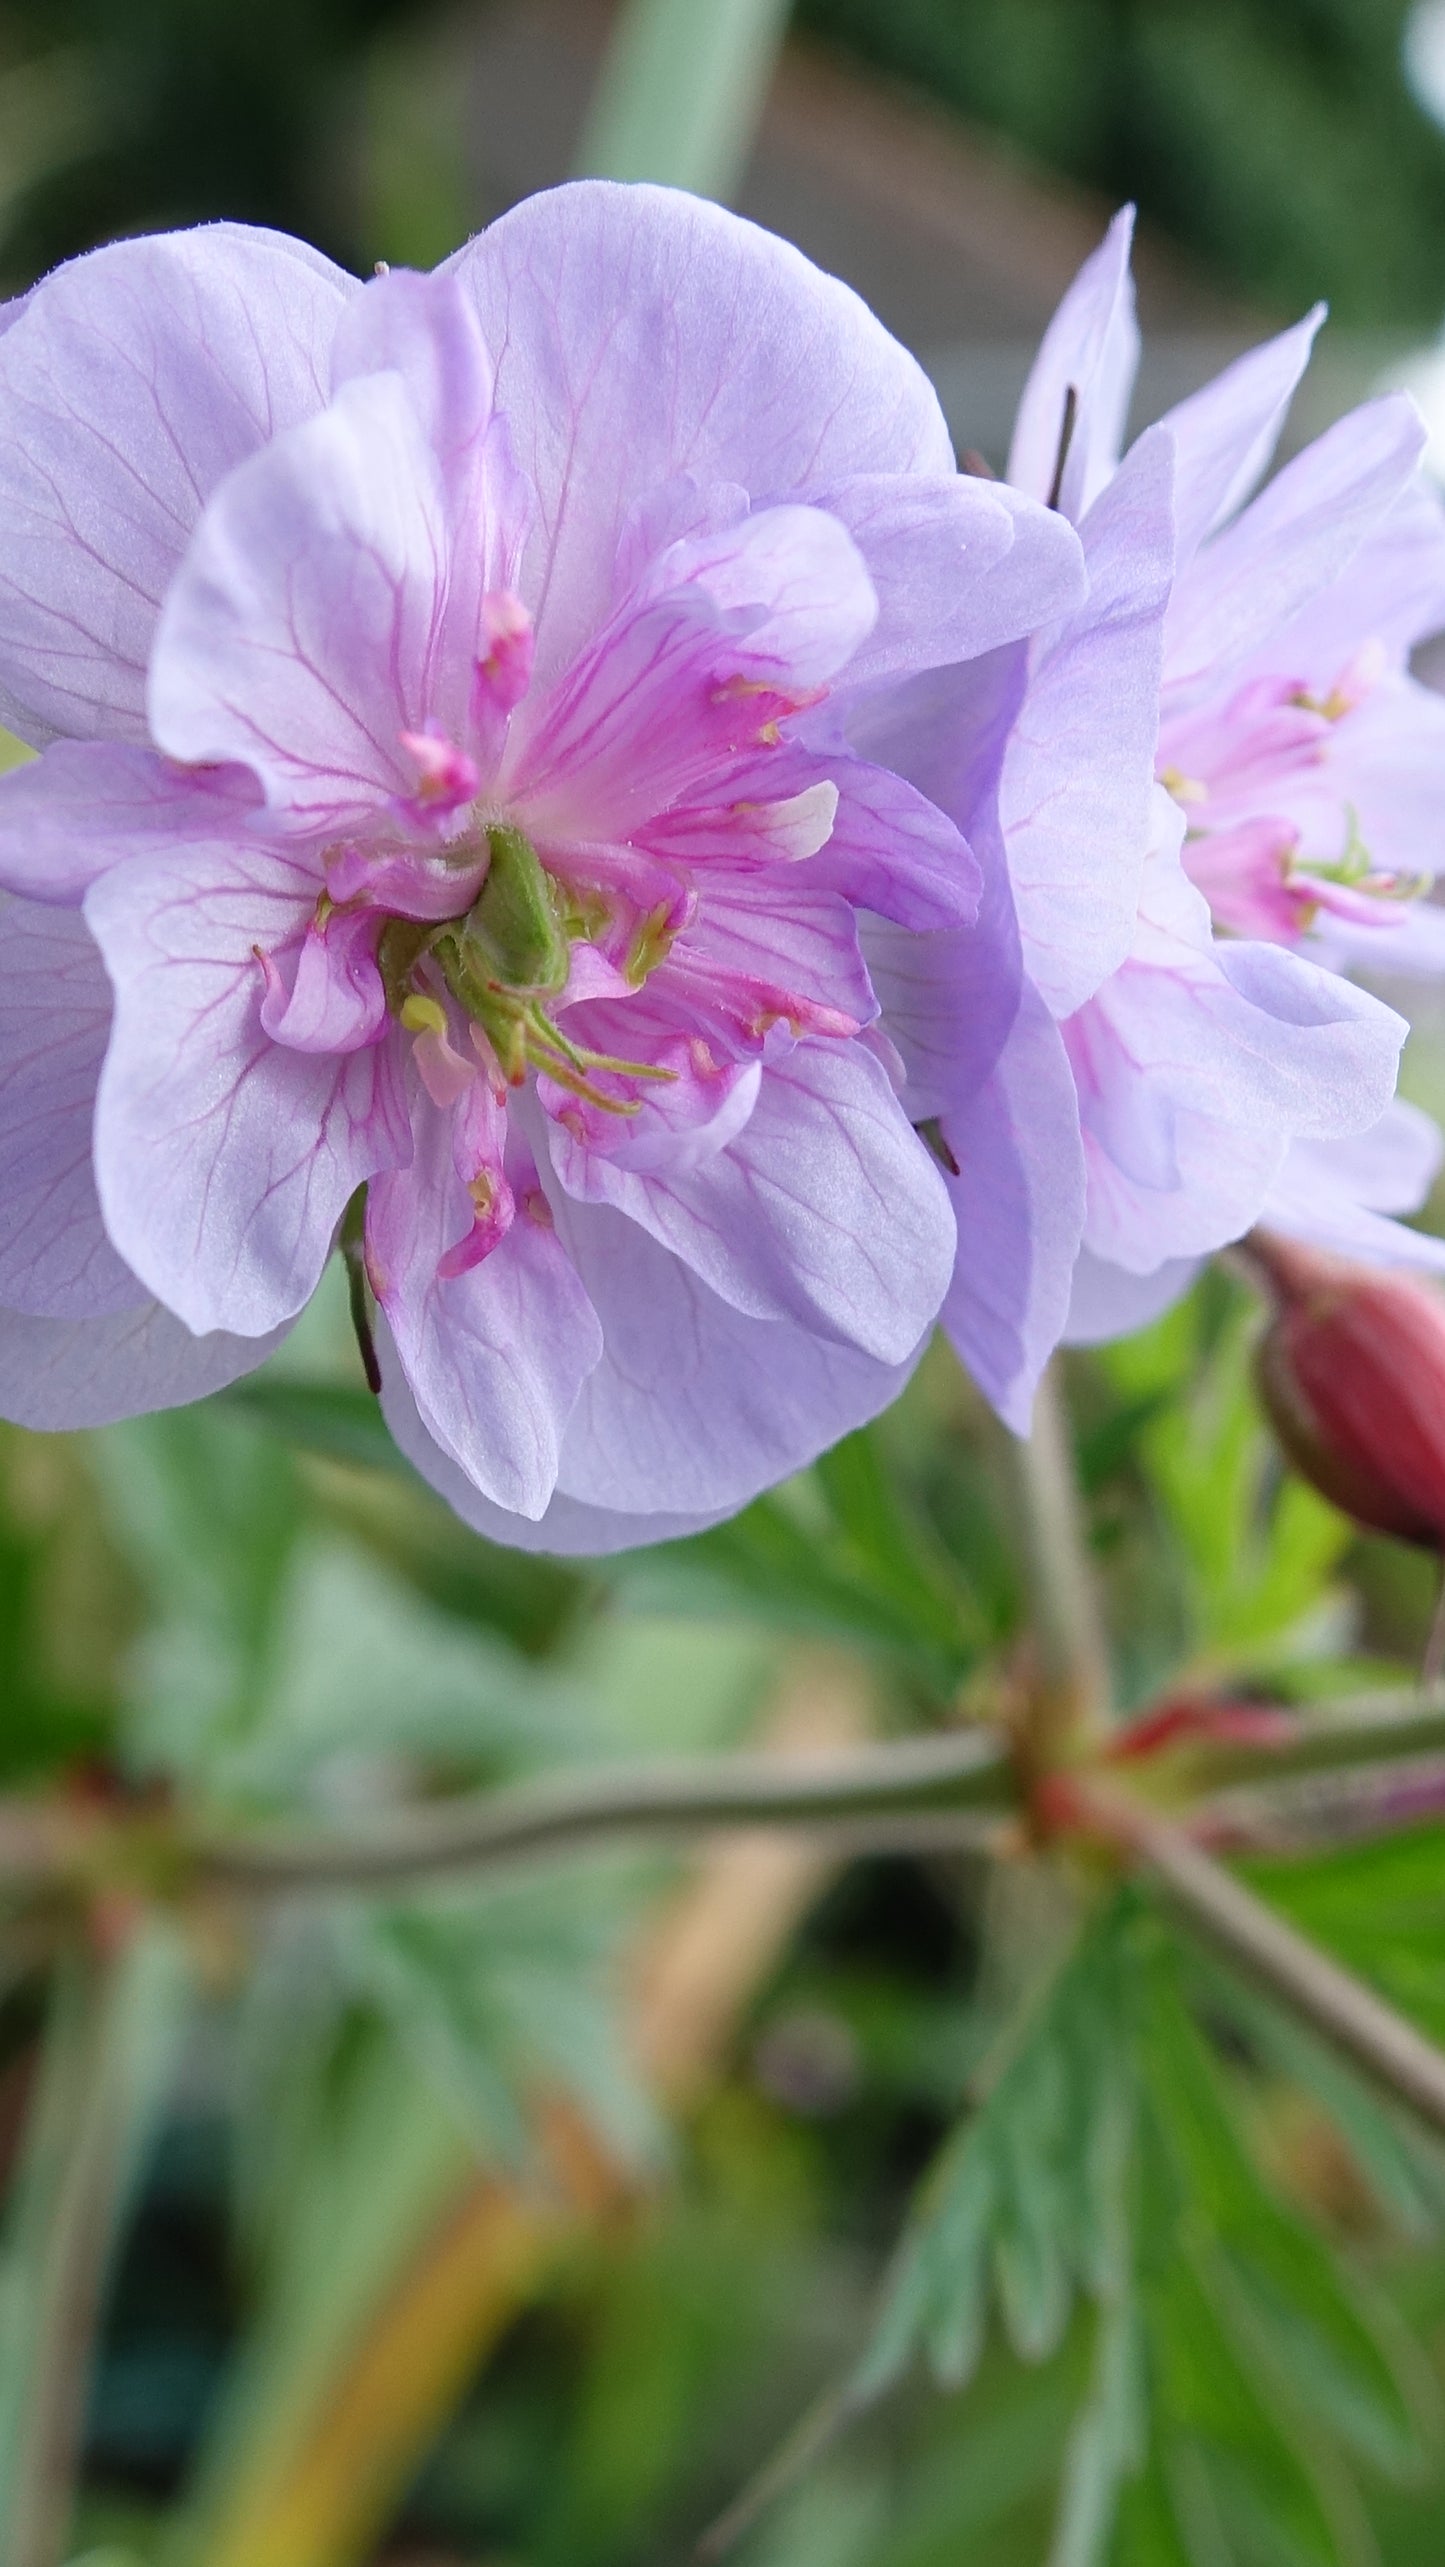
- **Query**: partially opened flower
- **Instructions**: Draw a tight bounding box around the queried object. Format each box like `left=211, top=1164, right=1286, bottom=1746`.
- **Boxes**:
left=858, top=208, right=1418, bottom=1424
left=0, top=185, right=1086, bottom=1548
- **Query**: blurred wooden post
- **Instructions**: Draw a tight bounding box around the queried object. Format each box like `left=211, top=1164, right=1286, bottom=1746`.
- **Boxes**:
left=573, top=0, right=792, bottom=203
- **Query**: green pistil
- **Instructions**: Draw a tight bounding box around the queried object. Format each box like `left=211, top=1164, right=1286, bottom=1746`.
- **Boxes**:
left=383, top=823, right=675, bottom=1116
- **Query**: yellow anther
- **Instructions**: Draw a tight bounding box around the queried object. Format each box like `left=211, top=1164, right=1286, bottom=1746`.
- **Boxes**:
left=400, top=993, right=448, bottom=1037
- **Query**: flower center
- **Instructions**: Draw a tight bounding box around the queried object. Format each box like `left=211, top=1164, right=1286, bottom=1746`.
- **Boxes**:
left=377, top=822, right=674, bottom=1114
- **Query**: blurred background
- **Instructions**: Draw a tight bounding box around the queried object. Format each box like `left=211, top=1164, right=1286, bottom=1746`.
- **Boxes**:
left=10, top=4, right=1445, bottom=2563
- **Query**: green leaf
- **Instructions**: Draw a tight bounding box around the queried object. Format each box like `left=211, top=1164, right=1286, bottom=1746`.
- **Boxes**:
left=1141, top=1961, right=1431, bottom=2483
left=1246, top=1823, right=1445, bottom=2052
left=859, top=1899, right=1138, bottom=2401
left=217, top=1373, right=404, bottom=1474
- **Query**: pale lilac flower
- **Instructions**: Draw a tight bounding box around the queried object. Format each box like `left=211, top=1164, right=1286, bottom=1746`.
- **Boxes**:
left=0, top=185, right=1086, bottom=1548
left=863, top=209, right=1427, bottom=1421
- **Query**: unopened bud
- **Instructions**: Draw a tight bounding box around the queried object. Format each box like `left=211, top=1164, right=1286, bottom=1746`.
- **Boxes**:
left=1245, top=1231, right=1445, bottom=1547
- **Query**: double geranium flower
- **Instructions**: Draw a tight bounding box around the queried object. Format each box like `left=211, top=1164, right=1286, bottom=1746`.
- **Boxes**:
left=0, top=182, right=1438, bottom=1546
left=866, top=209, right=1445, bottom=1423
left=0, top=184, right=1085, bottom=1546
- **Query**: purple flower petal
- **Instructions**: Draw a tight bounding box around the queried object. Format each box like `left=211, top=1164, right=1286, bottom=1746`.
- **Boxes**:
left=1166, top=395, right=1428, bottom=698
left=0, top=740, right=263, bottom=903
left=85, top=839, right=411, bottom=1335
left=378, top=1353, right=737, bottom=1553
left=938, top=977, right=1086, bottom=1431
left=547, top=1036, right=953, bottom=1363
left=1062, top=1248, right=1200, bottom=1345
left=0, top=225, right=353, bottom=746
left=1158, top=309, right=1323, bottom=568
left=546, top=1190, right=919, bottom=1515
left=0, top=1296, right=286, bottom=1430
left=368, top=1109, right=602, bottom=1518
left=508, top=504, right=877, bottom=843
left=1007, top=206, right=1139, bottom=520
left=810, top=475, right=1085, bottom=692
left=1003, top=423, right=1176, bottom=1016
left=150, top=373, right=465, bottom=827
left=0, top=896, right=135, bottom=1317
left=444, top=181, right=954, bottom=682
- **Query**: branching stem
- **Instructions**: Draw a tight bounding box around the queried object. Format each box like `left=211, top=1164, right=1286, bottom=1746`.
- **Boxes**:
left=1109, top=1798, right=1445, bottom=2140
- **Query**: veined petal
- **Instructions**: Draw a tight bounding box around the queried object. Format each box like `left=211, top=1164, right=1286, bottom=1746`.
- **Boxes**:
left=0, top=896, right=135, bottom=1318
left=331, top=264, right=534, bottom=700
left=862, top=803, right=1023, bottom=1120
left=547, top=1037, right=954, bottom=1364
left=0, top=1296, right=288, bottom=1431
left=1003, top=425, right=1176, bottom=1016
left=1159, top=309, right=1323, bottom=568
left=810, top=474, right=1085, bottom=692
left=507, top=505, right=876, bottom=842
left=367, top=1110, right=601, bottom=1518
left=1007, top=207, right=1139, bottom=521
left=0, top=225, right=353, bottom=746
left=1261, top=1109, right=1445, bottom=1272
left=0, top=741, right=264, bottom=904
left=658, top=867, right=877, bottom=1045
left=1165, top=394, right=1428, bottom=698
left=1064, top=841, right=1408, bottom=1273
left=445, top=180, right=954, bottom=683
left=780, top=749, right=982, bottom=931
left=377, top=1356, right=738, bottom=1553
left=939, top=979, right=1087, bottom=1432
left=1062, top=1248, right=1200, bottom=1345
left=546, top=1189, right=920, bottom=1516
left=85, top=840, right=411, bottom=1335
left=150, top=373, right=454, bottom=827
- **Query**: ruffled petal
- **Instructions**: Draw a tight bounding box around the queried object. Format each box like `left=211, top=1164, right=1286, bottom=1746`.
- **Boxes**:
left=546, top=1189, right=919, bottom=1516
left=1065, top=828, right=1408, bottom=1273
left=367, top=1108, right=601, bottom=1518
left=1003, top=424, right=1176, bottom=1016
left=1165, top=394, right=1427, bottom=699
left=149, top=373, right=455, bottom=828
left=444, top=180, right=953, bottom=682
left=811, top=475, right=1084, bottom=693
left=939, top=977, right=1087, bottom=1432
left=85, top=840, right=411, bottom=1335
left=506, top=504, right=876, bottom=843
left=378, top=1354, right=740, bottom=1554
left=0, top=739, right=262, bottom=903
left=1006, top=206, right=1139, bottom=520
left=546, top=1037, right=954, bottom=1364
left=0, top=896, right=134, bottom=1317
left=0, top=225, right=352, bottom=746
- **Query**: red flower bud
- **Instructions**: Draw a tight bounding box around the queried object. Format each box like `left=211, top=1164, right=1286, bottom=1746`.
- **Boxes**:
left=1245, top=1231, right=1445, bottom=1548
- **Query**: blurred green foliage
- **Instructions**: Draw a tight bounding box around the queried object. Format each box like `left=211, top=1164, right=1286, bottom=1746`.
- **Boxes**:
left=804, top=0, right=1445, bottom=327
left=0, top=1261, right=1441, bottom=2560
left=1, top=0, right=1444, bottom=327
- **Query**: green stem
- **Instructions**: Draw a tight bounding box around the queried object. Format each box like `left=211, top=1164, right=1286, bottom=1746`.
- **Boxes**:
left=1111, top=1800, right=1445, bottom=2142
left=192, top=1728, right=1014, bottom=1895
left=1006, top=1361, right=1111, bottom=1755
left=0, top=1927, right=188, bottom=2567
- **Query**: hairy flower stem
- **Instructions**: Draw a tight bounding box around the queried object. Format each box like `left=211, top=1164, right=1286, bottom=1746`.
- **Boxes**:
left=192, top=1730, right=1014, bottom=1894
left=0, top=1932, right=180, bottom=2567
left=1006, top=1361, right=1111, bottom=1776
left=1108, top=1797, right=1445, bottom=2140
